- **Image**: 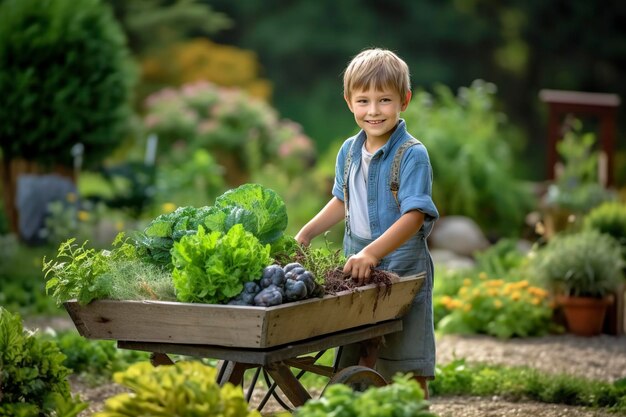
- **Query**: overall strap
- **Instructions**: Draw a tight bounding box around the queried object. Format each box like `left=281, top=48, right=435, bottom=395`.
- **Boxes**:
left=342, top=139, right=358, bottom=236
left=390, top=138, right=420, bottom=209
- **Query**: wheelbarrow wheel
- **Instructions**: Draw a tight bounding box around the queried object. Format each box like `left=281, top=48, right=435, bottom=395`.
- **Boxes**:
left=324, top=366, right=387, bottom=394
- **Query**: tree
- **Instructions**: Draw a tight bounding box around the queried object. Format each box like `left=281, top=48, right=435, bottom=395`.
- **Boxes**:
left=0, top=0, right=137, bottom=234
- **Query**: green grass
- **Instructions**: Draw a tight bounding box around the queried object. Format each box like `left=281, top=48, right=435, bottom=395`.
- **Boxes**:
left=431, top=358, right=626, bottom=412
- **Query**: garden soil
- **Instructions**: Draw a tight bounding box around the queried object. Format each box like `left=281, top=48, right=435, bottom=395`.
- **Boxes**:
left=53, top=325, right=626, bottom=417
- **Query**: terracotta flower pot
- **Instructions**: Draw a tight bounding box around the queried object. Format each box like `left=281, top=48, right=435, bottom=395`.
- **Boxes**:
left=556, top=295, right=614, bottom=337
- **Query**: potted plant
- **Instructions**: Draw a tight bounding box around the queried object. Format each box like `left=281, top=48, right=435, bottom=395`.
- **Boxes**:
left=583, top=201, right=626, bottom=334
left=533, top=230, right=624, bottom=336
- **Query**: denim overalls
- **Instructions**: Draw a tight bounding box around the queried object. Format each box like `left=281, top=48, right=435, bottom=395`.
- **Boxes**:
left=331, top=120, right=439, bottom=379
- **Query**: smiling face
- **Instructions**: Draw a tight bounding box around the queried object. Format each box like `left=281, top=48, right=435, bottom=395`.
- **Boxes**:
left=345, top=85, right=411, bottom=147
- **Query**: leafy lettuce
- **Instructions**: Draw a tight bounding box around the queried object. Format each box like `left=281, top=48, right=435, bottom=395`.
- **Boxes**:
left=133, top=184, right=287, bottom=268
left=133, top=206, right=213, bottom=268
left=171, top=224, right=271, bottom=304
left=203, top=183, right=288, bottom=245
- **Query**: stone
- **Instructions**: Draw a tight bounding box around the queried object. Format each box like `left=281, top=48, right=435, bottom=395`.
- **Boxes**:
left=429, top=215, right=490, bottom=257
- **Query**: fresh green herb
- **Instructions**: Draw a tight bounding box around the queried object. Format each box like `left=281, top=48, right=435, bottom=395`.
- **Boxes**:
left=296, top=232, right=347, bottom=284
left=43, top=233, right=145, bottom=305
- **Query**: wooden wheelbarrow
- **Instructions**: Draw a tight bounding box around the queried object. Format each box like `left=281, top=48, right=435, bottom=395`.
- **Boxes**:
left=64, top=272, right=425, bottom=411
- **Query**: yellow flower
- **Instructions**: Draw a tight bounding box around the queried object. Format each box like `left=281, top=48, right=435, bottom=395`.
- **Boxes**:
left=486, top=279, right=504, bottom=288
left=493, top=299, right=503, bottom=309
left=514, top=280, right=530, bottom=289
left=511, top=291, right=521, bottom=301
left=463, top=278, right=472, bottom=287
left=115, top=221, right=125, bottom=231
left=463, top=304, right=472, bottom=312
left=66, top=192, right=77, bottom=203
left=528, top=287, right=548, bottom=298
left=77, top=211, right=90, bottom=222
left=459, top=287, right=468, bottom=296
left=487, top=288, right=500, bottom=297
left=502, top=283, right=513, bottom=295
left=478, top=272, right=488, bottom=280
left=531, top=297, right=542, bottom=305
left=162, top=202, right=177, bottom=213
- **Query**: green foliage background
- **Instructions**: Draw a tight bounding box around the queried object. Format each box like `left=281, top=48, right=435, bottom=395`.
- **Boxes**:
left=206, top=0, right=626, bottom=180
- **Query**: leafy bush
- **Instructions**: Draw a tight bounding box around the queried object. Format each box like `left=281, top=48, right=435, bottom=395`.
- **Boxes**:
left=531, top=230, right=624, bottom=297
left=0, top=307, right=87, bottom=416
left=403, top=80, right=534, bottom=237
left=0, top=243, right=59, bottom=316
left=474, top=238, right=528, bottom=278
left=143, top=81, right=315, bottom=184
left=141, top=38, right=270, bottom=99
left=293, top=374, right=436, bottom=417
left=583, top=201, right=626, bottom=247
left=0, top=0, right=136, bottom=167
left=436, top=274, right=555, bottom=338
left=152, top=147, right=225, bottom=209
left=47, top=331, right=149, bottom=382
left=0, top=233, right=18, bottom=275
left=94, top=361, right=261, bottom=417
left=543, top=125, right=614, bottom=215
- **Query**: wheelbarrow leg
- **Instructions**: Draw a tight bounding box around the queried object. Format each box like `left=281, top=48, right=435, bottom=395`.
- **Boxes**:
left=217, top=360, right=249, bottom=386
left=265, top=362, right=311, bottom=407
left=149, top=352, right=174, bottom=366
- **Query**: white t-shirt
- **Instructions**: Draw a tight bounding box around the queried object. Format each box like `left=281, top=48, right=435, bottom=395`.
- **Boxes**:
left=349, top=144, right=373, bottom=238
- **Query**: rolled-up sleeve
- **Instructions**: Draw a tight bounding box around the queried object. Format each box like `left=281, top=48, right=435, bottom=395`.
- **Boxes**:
left=398, top=145, right=439, bottom=222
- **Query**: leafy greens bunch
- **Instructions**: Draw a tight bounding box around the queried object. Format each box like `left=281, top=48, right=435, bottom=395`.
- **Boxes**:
left=133, top=205, right=213, bottom=268
left=172, top=224, right=271, bottom=304
left=133, top=183, right=289, bottom=268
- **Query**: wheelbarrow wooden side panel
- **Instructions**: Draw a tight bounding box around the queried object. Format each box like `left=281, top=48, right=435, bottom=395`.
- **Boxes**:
left=64, top=273, right=424, bottom=349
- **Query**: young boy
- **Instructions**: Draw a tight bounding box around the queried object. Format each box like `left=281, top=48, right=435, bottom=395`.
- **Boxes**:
left=295, top=48, right=439, bottom=396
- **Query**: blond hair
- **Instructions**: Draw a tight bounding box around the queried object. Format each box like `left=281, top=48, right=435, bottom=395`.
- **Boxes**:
left=343, top=48, right=411, bottom=100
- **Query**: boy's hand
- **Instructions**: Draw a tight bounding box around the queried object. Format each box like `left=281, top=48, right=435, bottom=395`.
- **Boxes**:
left=294, top=230, right=310, bottom=247
left=343, top=252, right=379, bottom=285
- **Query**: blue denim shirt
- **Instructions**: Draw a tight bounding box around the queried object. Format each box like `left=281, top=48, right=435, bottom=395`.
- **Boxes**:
left=332, top=119, right=439, bottom=239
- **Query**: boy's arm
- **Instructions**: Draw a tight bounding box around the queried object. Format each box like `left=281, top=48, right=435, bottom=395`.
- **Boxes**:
left=344, top=210, right=424, bottom=284
left=295, top=197, right=345, bottom=246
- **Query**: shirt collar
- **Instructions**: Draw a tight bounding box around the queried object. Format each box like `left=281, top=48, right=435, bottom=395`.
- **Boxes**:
left=352, top=119, right=408, bottom=160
